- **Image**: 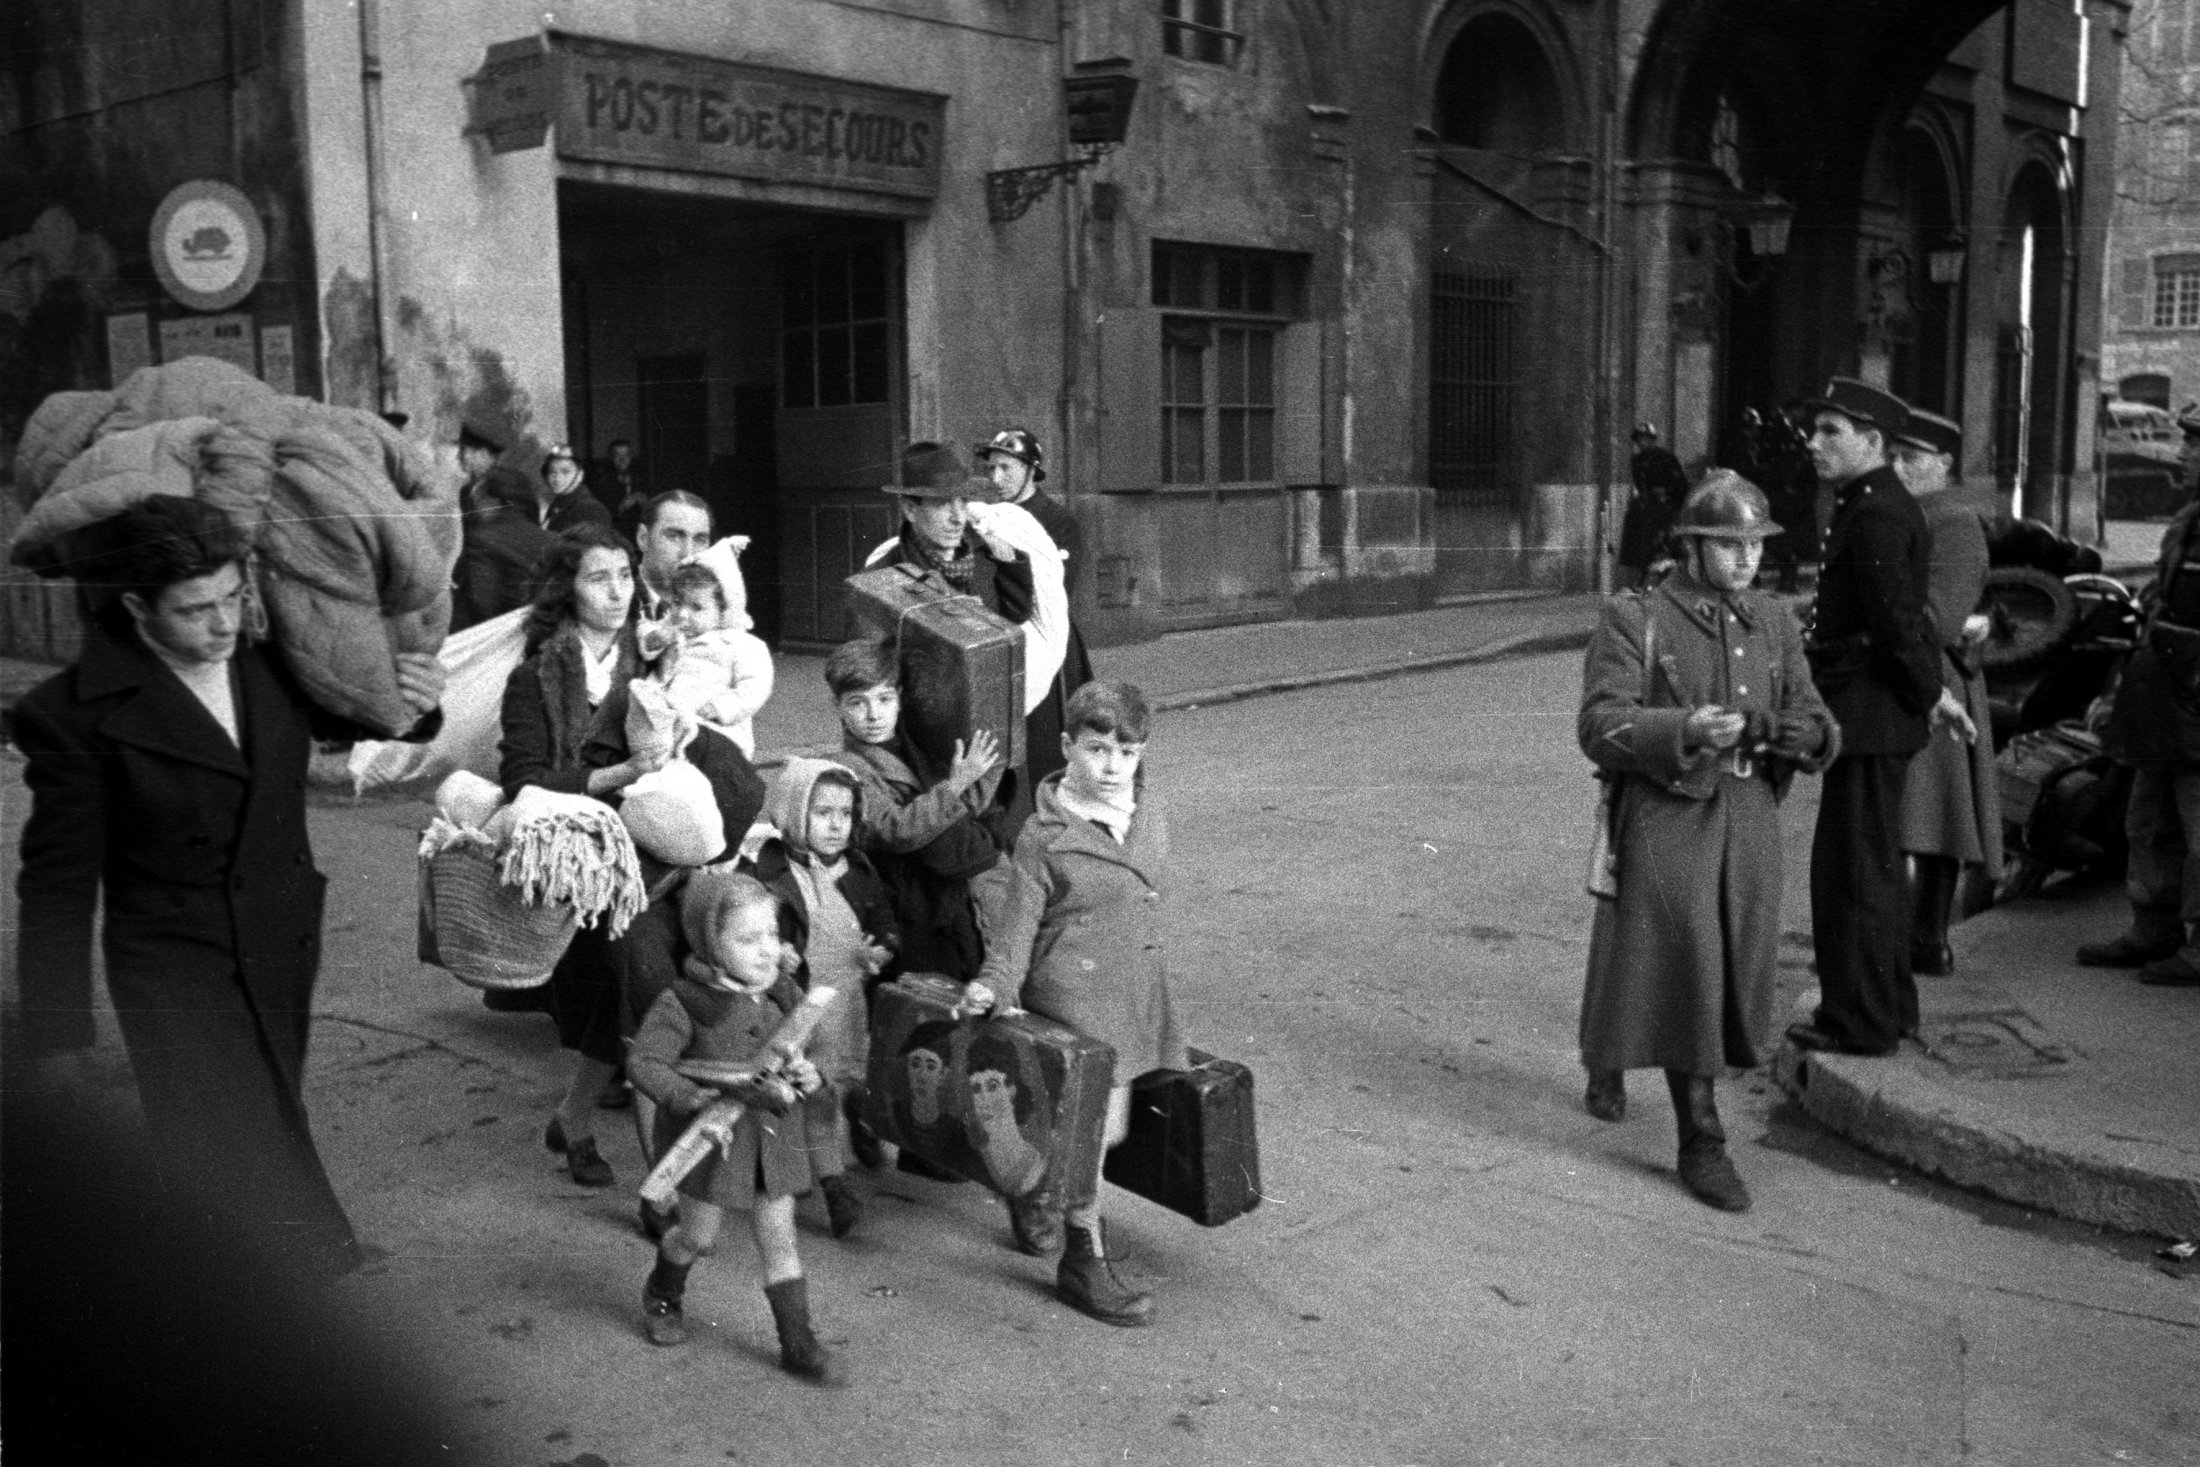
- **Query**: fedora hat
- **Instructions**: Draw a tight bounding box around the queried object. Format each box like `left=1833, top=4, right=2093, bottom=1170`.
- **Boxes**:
left=1891, top=408, right=1961, bottom=457
left=1804, top=377, right=1908, bottom=437
left=889, top=441, right=990, bottom=500
left=457, top=418, right=507, bottom=455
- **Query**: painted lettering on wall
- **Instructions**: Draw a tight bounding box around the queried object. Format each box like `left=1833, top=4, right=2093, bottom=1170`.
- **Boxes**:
left=551, top=35, right=944, bottom=199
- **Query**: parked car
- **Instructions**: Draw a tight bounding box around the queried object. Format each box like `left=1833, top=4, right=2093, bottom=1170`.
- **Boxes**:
left=2103, top=400, right=2187, bottom=518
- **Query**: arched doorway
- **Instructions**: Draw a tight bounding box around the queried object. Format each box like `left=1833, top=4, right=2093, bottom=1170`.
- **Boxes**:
left=1889, top=122, right=1966, bottom=417
left=1994, top=156, right=2072, bottom=519
left=1423, top=6, right=1588, bottom=594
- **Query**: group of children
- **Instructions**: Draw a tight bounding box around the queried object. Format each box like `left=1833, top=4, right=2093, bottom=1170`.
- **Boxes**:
left=618, top=637, right=1176, bottom=1385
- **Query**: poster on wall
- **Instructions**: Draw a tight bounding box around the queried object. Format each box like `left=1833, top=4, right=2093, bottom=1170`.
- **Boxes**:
left=105, top=313, right=152, bottom=386
left=159, top=313, right=257, bottom=375
left=260, top=324, right=296, bottom=394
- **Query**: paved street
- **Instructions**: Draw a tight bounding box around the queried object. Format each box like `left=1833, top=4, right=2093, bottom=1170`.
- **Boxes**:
left=6, top=650, right=2196, bottom=1466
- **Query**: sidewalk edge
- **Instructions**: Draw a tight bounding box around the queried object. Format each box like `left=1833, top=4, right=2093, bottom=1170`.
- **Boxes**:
left=1771, top=1043, right=2200, bottom=1239
left=1149, top=628, right=1593, bottom=714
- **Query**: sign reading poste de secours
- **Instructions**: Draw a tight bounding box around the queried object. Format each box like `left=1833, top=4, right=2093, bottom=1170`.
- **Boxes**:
left=543, top=34, right=945, bottom=199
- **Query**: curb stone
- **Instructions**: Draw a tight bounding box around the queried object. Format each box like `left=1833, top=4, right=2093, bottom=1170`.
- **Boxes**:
left=1772, top=1041, right=2200, bottom=1239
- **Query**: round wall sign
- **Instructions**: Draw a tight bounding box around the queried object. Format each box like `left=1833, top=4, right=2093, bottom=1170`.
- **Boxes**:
left=150, top=180, right=267, bottom=312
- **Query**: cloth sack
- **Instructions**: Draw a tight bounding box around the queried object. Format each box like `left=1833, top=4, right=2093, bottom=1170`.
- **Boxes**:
left=348, top=607, right=529, bottom=792
left=619, top=758, right=728, bottom=867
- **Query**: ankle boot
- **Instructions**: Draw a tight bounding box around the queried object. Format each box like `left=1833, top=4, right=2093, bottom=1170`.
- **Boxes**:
left=1056, top=1221, right=1153, bottom=1326
left=1584, top=1070, right=1626, bottom=1122
left=1007, top=1186, right=1064, bottom=1257
left=820, top=1174, right=864, bottom=1240
left=1664, top=1070, right=1751, bottom=1212
left=765, top=1277, right=849, bottom=1386
left=642, top=1254, right=692, bottom=1346
left=1908, top=855, right=1958, bottom=976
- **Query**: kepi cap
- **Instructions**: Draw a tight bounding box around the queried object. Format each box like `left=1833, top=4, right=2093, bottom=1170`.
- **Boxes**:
left=2178, top=403, right=2200, bottom=440
left=974, top=428, right=1047, bottom=483
left=889, top=441, right=991, bottom=501
left=1891, top=408, right=1961, bottom=457
left=1804, top=377, right=1909, bottom=437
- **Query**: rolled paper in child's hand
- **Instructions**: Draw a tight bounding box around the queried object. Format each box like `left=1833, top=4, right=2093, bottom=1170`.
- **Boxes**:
left=639, top=1099, right=746, bottom=1207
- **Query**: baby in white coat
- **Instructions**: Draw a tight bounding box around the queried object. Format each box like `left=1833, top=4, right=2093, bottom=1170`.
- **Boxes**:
left=640, top=537, right=775, bottom=758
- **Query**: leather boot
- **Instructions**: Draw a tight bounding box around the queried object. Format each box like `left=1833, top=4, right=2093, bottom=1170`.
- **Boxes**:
left=765, top=1277, right=849, bottom=1386
left=1584, top=1070, right=1626, bottom=1122
left=1908, top=855, right=1958, bottom=976
left=820, top=1174, right=864, bottom=1240
left=1665, top=1070, right=1750, bottom=1212
left=1056, top=1222, right=1153, bottom=1326
left=642, top=1254, right=691, bottom=1346
left=1007, top=1186, right=1064, bottom=1257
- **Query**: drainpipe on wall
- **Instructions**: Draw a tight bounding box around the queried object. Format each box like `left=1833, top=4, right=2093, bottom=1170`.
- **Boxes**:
left=1592, top=0, right=1622, bottom=595
left=358, top=0, right=397, bottom=414
left=1057, top=0, right=1081, bottom=508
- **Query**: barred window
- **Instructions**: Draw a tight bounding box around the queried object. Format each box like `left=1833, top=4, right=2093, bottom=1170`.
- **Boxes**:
left=1163, top=0, right=1243, bottom=67
left=2154, top=257, right=2200, bottom=330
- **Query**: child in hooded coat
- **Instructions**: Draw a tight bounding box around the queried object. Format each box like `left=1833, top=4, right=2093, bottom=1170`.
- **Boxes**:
left=748, top=757, right=903, bottom=1239
left=625, top=869, right=846, bottom=1385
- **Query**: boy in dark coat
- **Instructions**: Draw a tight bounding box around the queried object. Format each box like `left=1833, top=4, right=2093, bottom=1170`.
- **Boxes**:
left=748, top=757, right=902, bottom=1237
left=13, top=497, right=443, bottom=1277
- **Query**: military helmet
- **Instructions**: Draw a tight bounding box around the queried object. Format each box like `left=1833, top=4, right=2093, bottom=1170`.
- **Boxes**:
left=1669, top=470, right=1778, bottom=541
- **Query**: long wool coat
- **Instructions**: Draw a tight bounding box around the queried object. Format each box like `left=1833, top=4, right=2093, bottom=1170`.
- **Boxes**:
left=976, top=776, right=1186, bottom=1080
left=628, top=969, right=822, bottom=1208
left=13, top=625, right=430, bottom=1273
left=1577, top=574, right=1839, bottom=1075
left=1899, top=491, right=2002, bottom=874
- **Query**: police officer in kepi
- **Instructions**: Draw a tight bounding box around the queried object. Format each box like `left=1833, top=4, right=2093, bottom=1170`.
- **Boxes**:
left=1788, top=378, right=1947, bottom=1057
left=2076, top=411, right=2200, bottom=988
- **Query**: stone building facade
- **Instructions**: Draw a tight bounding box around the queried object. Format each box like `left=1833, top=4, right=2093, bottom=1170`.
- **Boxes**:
left=2103, top=0, right=2200, bottom=414
left=0, top=0, right=2134, bottom=650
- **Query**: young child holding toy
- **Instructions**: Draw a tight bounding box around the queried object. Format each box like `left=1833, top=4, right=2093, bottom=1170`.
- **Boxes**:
left=625, top=869, right=847, bottom=1385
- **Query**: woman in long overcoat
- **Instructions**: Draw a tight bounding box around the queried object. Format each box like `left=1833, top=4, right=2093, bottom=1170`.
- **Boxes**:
left=1890, top=410, right=2001, bottom=974
left=1578, top=473, right=1839, bottom=1212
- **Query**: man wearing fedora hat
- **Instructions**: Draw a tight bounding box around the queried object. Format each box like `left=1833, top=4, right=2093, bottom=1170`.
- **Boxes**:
left=865, top=441, right=1072, bottom=839
left=1790, top=378, right=1945, bottom=1057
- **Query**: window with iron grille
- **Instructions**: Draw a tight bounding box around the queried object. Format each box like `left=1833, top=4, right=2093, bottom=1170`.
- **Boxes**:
left=2154, top=256, right=2200, bottom=329
left=1163, top=0, right=1243, bottom=66
left=1429, top=267, right=1517, bottom=503
left=781, top=240, right=892, bottom=408
left=1151, top=243, right=1301, bottom=487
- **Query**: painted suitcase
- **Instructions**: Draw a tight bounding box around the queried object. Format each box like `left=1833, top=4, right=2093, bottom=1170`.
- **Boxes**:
left=863, top=972, right=1115, bottom=1197
left=845, top=564, right=1026, bottom=773
left=1103, top=1049, right=1262, bottom=1226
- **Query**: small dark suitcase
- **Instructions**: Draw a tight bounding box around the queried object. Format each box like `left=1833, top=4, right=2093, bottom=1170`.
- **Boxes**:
left=1103, top=1049, right=1261, bottom=1227
left=1997, top=721, right=2103, bottom=828
left=864, top=972, right=1115, bottom=1197
left=845, top=564, right=1026, bottom=773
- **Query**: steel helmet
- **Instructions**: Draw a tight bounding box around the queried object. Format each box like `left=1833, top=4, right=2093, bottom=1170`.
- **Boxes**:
left=1669, top=471, right=1778, bottom=541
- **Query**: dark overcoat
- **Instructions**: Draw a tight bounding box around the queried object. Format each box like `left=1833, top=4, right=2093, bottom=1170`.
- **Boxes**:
left=1808, top=463, right=1942, bottom=756
left=12, top=625, right=428, bottom=1271
left=2105, top=502, right=2200, bottom=767
left=1577, top=575, right=1839, bottom=1075
left=975, top=776, right=1186, bottom=1080
left=1899, top=490, right=2001, bottom=873
left=451, top=501, right=557, bottom=631
left=628, top=969, right=822, bottom=1207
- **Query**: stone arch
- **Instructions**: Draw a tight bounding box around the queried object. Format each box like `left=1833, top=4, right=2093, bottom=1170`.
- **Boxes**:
left=1420, top=0, right=1584, bottom=154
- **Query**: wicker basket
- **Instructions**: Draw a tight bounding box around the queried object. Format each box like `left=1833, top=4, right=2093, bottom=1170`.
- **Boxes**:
left=418, top=844, right=576, bottom=990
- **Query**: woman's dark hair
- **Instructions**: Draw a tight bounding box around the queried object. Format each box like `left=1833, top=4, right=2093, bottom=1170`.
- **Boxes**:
left=84, top=497, right=249, bottom=630
left=963, top=1032, right=1036, bottom=1126
left=898, top=1020, right=958, bottom=1063
left=1064, top=680, right=1150, bottom=744
left=824, top=638, right=899, bottom=699
left=523, top=523, right=636, bottom=656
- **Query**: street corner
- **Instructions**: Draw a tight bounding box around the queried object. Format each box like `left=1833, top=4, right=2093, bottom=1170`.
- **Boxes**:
left=1773, top=1033, right=2200, bottom=1241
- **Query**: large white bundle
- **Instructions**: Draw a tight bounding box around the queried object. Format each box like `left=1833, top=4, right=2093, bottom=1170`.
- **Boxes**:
left=350, top=607, right=530, bottom=792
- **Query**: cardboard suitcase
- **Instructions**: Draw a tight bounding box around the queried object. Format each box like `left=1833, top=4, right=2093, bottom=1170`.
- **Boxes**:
left=845, top=564, right=1025, bottom=773
left=863, top=972, right=1115, bottom=1197
left=1103, top=1049, right=1262, bottom=1226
